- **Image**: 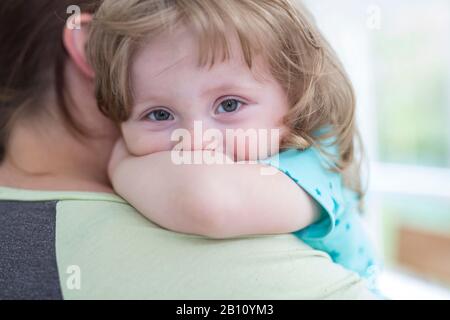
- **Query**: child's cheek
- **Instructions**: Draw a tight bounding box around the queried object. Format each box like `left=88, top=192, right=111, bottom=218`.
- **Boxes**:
left=121, top=123, right=173, bottom=157
left=135, top=136, right=173, bottom=156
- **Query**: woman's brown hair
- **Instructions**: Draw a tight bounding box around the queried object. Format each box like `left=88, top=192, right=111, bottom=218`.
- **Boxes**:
left=0, top=0, right=100, bottom=161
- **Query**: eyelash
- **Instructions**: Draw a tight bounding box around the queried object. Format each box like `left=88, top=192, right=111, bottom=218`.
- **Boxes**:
left=142, top=108, right=174, bottom=122
left=141, top=96, right=248, bottom=121
left=215, top=97, right=246, bottom=114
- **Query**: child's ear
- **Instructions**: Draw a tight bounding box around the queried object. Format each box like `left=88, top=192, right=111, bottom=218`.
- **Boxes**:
left=63, top=13, right=95, bottom=79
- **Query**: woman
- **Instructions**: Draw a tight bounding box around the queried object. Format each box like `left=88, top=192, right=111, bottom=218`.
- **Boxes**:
left=0, top=0, right=375, bottom=299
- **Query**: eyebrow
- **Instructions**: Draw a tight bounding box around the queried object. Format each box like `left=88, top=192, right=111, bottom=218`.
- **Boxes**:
left=201, top=82, right=256, bottom=97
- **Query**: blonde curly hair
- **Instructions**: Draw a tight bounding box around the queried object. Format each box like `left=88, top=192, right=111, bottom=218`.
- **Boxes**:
left=88, top=0, right=364, bottom=198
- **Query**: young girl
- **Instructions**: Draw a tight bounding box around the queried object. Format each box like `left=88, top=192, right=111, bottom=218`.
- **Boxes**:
left=88, top=0, right=379, bottom=283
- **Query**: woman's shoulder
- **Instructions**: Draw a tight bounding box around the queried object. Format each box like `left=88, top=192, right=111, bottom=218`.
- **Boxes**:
left=0, top=187, right=374, bottom=299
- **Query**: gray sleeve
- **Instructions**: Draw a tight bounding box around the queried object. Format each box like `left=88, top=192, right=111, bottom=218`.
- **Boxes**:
left=0, top=201, right=63, bottom=300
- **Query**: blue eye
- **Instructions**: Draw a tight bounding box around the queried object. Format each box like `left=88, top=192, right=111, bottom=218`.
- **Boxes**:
left=216, top=99, right=243, bottom=114
left=146, top=109, right=174, bottom=121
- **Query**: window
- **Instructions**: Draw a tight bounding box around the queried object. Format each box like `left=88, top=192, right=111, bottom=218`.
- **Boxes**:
left=304, top=0, right=450, bottom=298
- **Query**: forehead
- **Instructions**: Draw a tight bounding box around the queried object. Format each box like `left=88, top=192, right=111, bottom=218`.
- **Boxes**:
left=130, top=24, right=270, bottom=94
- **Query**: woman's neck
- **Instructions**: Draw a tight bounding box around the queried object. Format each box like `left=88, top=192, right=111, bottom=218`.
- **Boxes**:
left=0, top=117, right=117, bottom=194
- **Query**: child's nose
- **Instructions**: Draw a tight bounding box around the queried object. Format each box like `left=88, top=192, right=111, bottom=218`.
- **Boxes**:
left=181, top=119, right=221, bottom=151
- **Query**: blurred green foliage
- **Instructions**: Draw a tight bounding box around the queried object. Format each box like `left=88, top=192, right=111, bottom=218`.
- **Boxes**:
left=372, top=3, right=450, bottom=167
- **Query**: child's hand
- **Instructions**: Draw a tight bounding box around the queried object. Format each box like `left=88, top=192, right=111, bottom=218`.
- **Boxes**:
left=108, top=138, right=131, bottom=181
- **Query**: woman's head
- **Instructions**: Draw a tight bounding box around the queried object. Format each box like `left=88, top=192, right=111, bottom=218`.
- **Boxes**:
left=0, top=0, right=116, bottom=159
left=89, top=0, right=363, bottom=193
left=0, top=0, right=121, bottom=191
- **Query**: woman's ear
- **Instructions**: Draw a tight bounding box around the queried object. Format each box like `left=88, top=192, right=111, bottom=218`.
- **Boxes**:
left=63, top=13, right=95, bottom=79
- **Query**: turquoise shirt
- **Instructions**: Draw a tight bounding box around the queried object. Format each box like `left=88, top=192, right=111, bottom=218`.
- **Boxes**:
left=261, top=148, right=380, bottom=283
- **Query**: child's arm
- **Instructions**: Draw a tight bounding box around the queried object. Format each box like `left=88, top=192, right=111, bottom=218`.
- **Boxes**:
left=109, top=140, right=320, bottom=239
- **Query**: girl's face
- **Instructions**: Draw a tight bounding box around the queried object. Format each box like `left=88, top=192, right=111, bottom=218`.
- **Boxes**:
left=122, top=24, right=290, bottom=161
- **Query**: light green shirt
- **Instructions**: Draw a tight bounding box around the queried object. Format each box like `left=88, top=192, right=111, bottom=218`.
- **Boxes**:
left=0, top=187, right=375, bottom=299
